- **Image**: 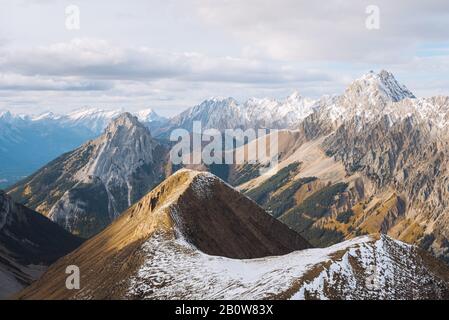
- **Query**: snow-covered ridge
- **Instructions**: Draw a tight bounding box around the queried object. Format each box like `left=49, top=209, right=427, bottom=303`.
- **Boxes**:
left=0, top=107, right=167, bottom=135
left=242, top=91, right=316, bottom=127
left=307, top=70, right=449, bottom=132
left=3, top=70, right=448, bottom=135
left=127, top=234, right=448, bottom=299
left=169, top=91, right=317, bottom=131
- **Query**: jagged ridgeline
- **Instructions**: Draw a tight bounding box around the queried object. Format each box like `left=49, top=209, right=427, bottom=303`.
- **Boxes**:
left=15, top=171, right=449, bottom=300
left=238, top=70, right=449, bottom=264
left=7, top=113, right=169, bottom=238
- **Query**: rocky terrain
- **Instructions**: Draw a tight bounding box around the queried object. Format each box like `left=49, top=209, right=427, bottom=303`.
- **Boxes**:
left=0, top=107, right=167, bottom=188
left=15, top=170, right=310, bottom=299
left=0, top=190, right=83, bottom=299
left=8, top=113, right=169, bottom=238
left=15, top=171, right=449, bottom=300
left=237, top=70, right=449, bottom=264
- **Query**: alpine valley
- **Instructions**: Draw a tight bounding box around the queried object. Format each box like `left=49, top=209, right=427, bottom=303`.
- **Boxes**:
left=2, top=70, right=449, bottom=300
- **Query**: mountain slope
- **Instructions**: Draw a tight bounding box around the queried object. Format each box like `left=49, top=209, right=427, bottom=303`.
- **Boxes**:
left=15, top=171, right=449, bottom=300
left=0, top=108, right=167, bottom=188
left=0, top=190, right=83, bottom=299
left=15, top=170, right=311, bottom=299
left=8, top=113, right=168, bottom=238
left=237, top=70, right=449, bottom=263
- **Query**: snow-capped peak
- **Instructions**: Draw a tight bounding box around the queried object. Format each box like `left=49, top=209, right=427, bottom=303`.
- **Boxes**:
left=239, top=92, right=316, bottom=128
left=0, top=110, right=13, bottom=120
left=31, top=111, right=62, bottom=122
left=135, top=108, right=166, bottom=123
left=66, top=107, right=123, bottom=121
left=104, top=112, right=143, bottom=133
left=347, top=70, right=415, bottom=103
left=286, top=90, right=302, bottom=102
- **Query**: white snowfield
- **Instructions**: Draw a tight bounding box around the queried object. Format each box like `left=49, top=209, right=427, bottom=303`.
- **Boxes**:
left=127, top=232, right=448, bottom=300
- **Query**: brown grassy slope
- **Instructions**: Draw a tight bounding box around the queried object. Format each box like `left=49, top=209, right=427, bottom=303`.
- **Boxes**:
left=16, top=169, right=310, bottom=300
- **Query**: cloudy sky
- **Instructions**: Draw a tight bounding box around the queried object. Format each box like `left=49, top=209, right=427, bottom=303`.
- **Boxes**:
left=1, top=0, right=449, bottom=116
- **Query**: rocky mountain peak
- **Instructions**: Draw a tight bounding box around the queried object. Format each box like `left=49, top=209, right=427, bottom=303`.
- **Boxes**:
left=346, top=70, right=415, bottom=104
left=104, top=112, right=144, bottom=134
left=76, top=113, right=157, bottom=192
left=127, top=169, right=310, bottom=259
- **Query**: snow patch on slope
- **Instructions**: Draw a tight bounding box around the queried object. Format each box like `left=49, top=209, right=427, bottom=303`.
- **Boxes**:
left=127, top=233, right=449, bottom=300
left=127, top=235, right=371, bottom=299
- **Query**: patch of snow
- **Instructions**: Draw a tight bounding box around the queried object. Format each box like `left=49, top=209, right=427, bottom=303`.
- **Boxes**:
left=127, top=235, right=372, bottom=299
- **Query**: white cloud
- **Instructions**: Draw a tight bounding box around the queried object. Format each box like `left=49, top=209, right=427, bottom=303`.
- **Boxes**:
left=0, top=38, right=332, bottom=84
left=0, top=73, right=112, bottom=91
left=0, top=1, right=448, bottom=115
left=195, top=0, right=449, bottom=62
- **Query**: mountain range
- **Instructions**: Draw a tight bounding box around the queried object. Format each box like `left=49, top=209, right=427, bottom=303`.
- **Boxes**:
left=14, top=170, right=449, bottom=300
left=8, top=113, right=169, bottom=238
left=0, top=108, right=167, bottom=188
left=232, top=70, right=449, bottom=264
left=3, top=69, right=449, bottom=300
left=0, top=92, right=316, bottom=188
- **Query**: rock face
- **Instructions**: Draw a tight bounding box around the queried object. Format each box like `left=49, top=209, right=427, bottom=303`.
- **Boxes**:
left=8, top=113, right=168, bottom=238
left=0, top=107, right=167, bottom=188
left=14, top=172, right=449, bottom=300
left=0, top=190, right=83, bottom=299
left=237, top=70, right=449, bottom=264
left=313, top=73, right=449, bottom=262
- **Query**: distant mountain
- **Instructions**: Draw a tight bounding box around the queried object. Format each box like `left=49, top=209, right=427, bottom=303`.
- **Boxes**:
left=8, top=113, right=169, bottom=238
left=15, top=171, right=449, bottom=300
left=135, top=108, right=168, bottom=124
left=242, top=91, right=316, bottom=129
left=157, top=93, right=316, bottom=137
left=162, top=97, right=245, bottom=135
left=62, top=108, right=124, bottom=134
left=0, top=190, right=83, bottom=299
left=0, top=108, right=167, bottom=188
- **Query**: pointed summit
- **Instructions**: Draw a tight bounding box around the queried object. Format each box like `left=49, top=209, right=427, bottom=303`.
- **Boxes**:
left=135, top=108, right=166, bottom=124
left=8, top=114, right=168, bottom=238
left=104, top=112, right=143, bottom=133
left=141, top=169, right=311, bottom=258
left=346, top=70, right=415, bottom=104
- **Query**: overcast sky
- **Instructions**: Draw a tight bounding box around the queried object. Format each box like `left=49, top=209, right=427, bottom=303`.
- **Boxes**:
left=1, top=0, right=449, bottom=116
